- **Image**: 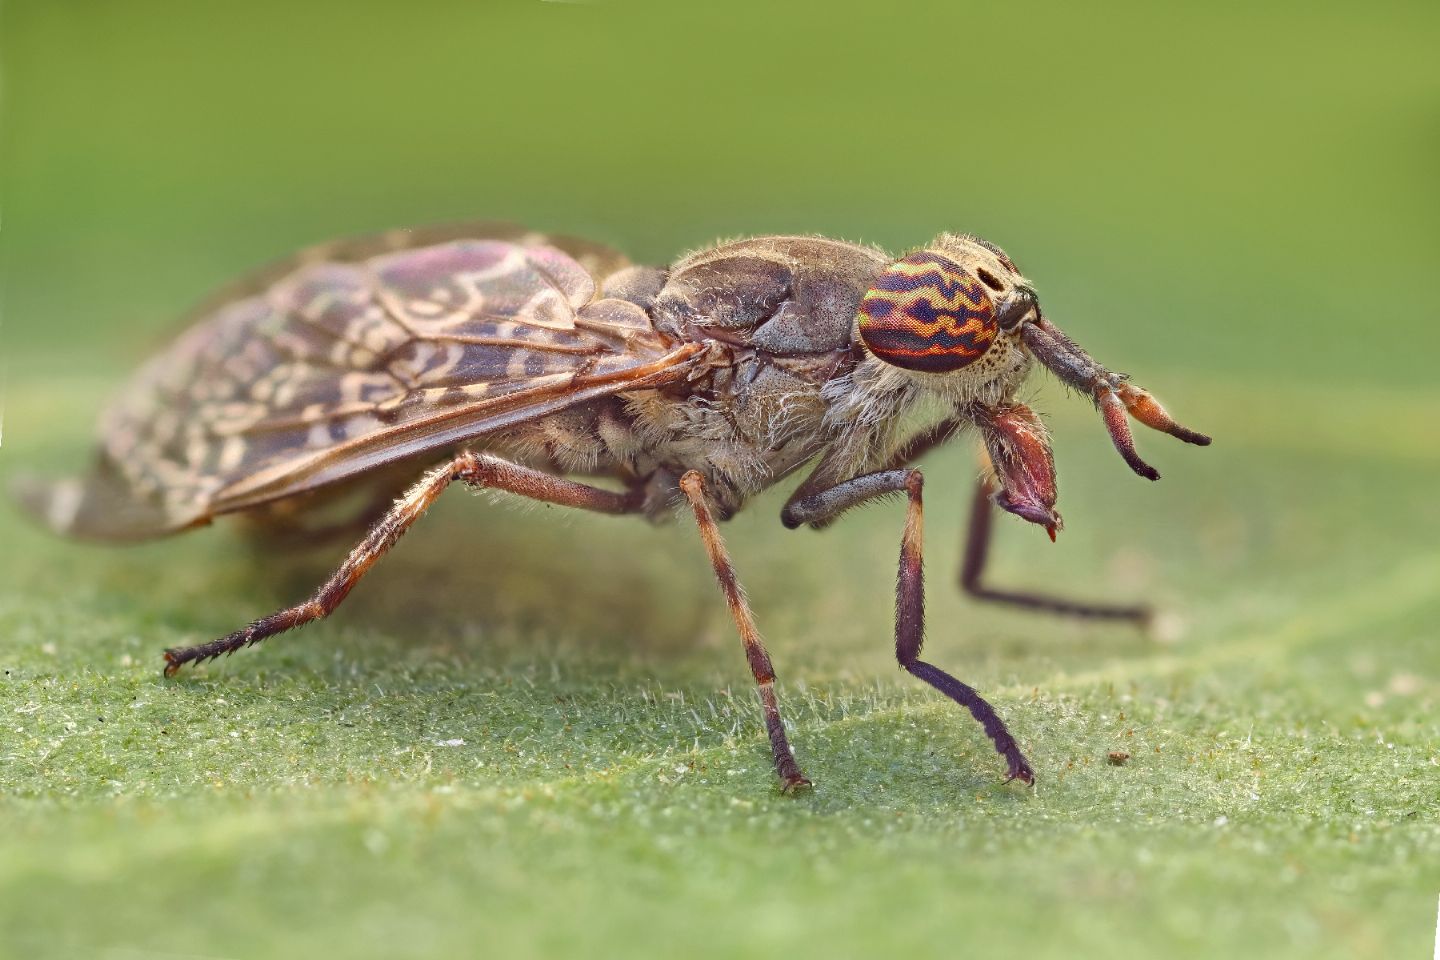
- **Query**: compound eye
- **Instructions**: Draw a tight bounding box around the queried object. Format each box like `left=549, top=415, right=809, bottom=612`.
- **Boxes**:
left=857, top=251, right=998, bottom=373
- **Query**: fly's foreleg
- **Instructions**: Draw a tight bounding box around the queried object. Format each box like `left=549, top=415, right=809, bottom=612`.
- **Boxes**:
left=960, top=476, right=1151, bottom=624
left=679, top=471, right=811, bottom=793
left=162, top=452, right=643, bottom=676
left=783, top=469, right=1034, bottom=785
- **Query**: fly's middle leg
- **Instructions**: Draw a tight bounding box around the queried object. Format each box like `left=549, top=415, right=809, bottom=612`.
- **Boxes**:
left=679, top=470, right=811, bottom=793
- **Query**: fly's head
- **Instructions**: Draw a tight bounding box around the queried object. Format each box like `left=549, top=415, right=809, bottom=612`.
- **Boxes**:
left=852, top=232, right=1209, bottom=533
left=856, top=234, right=1036, bottom=405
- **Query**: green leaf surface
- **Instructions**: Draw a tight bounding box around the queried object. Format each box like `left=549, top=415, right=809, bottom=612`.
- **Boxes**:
left=2, top=2, right=1437, bottom=958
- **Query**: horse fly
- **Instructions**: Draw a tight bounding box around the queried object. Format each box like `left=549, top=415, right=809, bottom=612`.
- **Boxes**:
left=17, top=223, right=1210, bottom=792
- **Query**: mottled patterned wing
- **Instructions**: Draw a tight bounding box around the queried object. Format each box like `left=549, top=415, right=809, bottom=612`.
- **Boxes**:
left=20, top=232, right=699, bottom=539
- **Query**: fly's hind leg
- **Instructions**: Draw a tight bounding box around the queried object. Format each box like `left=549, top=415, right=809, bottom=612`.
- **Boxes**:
left=961, top=476, right=1151, bottom=625
left=162, top=452, right=643, bottom=676
left=679, top=471, right=811, bottom=793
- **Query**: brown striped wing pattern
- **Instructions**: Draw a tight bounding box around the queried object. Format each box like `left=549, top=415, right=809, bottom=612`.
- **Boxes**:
left=24, top=229, right=699, bottom=539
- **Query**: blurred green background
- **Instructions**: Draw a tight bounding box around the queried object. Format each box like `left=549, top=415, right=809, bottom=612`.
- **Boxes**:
left=2, top=2, right=1438, bottom=958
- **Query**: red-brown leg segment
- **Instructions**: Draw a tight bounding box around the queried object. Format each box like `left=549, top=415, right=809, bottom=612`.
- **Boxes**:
left=1021, top=316, right=1210, bottom=480
left=784, top=468, right=1034, bottom=784
left=162, top=452, right=643, bottom=676
left=679, top=471, right=811, bottom=793
left=961, top=477, right=1151, bottom=624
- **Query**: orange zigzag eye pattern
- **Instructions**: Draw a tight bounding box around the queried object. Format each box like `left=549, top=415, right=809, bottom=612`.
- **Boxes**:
left=857, top=251, right=997, bottom=373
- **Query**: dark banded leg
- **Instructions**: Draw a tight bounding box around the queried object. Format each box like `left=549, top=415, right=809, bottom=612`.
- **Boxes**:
left=162, top=452, right=642, bottom=676
left=961, top=478, right=1151, bottom=624
left=678, top=471, right=811, bottom=793
left=783, top=468, right=1034, bottom=785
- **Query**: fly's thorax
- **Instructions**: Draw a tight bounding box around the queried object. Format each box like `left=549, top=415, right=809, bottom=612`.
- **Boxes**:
left=607, top=235, right=892, bottom=509
left=652, top=235, right=887, bottom=354
left=614, top=347, right=845, bottom=516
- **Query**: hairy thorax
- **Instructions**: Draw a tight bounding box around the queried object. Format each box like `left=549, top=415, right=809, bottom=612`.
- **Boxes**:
left=486, top=340, right=850, bottom=519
